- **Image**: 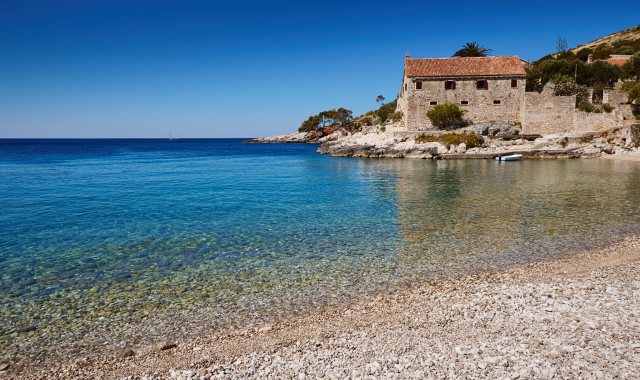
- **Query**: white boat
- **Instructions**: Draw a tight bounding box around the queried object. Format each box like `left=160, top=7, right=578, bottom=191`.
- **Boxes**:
left=495, top=154, right=523, bottom=161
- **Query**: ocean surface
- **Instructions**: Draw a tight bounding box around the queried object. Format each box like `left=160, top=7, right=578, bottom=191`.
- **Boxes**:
left=1, top=138, right=640, bottom=366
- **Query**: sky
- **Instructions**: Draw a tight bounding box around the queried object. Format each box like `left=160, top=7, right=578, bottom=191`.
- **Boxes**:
left=1, top=1, right=639, bottom=138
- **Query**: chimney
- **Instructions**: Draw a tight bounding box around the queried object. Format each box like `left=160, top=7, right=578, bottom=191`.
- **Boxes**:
left=587, top=54, right=593, bottom=64
left=405, top=52, right=410, bottom=58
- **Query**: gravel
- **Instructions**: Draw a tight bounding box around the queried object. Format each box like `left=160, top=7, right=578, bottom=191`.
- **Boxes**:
left=14, top=237, right=640, bottom=379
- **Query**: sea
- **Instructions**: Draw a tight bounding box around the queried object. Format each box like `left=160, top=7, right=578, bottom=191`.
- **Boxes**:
left=1, top=138, right=639, bottom=366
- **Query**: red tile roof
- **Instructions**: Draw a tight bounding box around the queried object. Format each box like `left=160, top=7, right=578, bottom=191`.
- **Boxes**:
left=405, top=56, right=527, bottom=78
left=606, top=59, right=628, bottom=66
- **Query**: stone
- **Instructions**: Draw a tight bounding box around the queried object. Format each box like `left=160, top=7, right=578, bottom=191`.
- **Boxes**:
left=0, top=364, right=9, bottom=371
left=117, top=348, right=135, bottom=358
left=157, top=341, right=178, bottom=351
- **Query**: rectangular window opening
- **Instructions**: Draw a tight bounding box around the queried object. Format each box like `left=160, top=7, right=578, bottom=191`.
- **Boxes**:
left=415, top=81, right=422, bottom=90
left=511, top=79, right=518, bottom=88
left=476, top=80, right=488, bottom=90
left=429, top=101, right=438, bottom=106
left=460, top=100, right=469, bottom=105
left=493, top=100, right=501, bottom=105
left=445, top=80, right=456, bottom=90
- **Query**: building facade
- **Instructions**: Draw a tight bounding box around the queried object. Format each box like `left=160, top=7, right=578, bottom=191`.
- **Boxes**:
left=396, top=55, right=528, bottom=131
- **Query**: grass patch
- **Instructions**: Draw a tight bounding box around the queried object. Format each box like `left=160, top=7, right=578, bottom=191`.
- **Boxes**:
left=415, top=132, right=480, bottom=148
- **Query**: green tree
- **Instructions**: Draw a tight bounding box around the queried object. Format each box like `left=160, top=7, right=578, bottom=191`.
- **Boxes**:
left=622, top=81, right=640, bottom=103
left=298, top=108, right=353, bottom=132
left=551, top=75, right=588, bottom=104
left=622, top=53, right=640, bottom=79
left=426, top=103, right=467, bottom=129
left=453, top=42, right=491, bottom=57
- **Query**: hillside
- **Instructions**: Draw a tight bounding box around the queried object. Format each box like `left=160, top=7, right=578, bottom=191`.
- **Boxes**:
left=570, top=25, right=640, bottom=55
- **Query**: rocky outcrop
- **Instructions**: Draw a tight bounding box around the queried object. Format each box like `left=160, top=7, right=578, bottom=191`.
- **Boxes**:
left=246, top=132, right=318, bottom=144
left=317, top=125, right=640, bottom=159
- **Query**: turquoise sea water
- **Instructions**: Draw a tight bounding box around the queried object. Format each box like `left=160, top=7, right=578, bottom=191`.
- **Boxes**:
left=1, top=138, right=640, bottom=366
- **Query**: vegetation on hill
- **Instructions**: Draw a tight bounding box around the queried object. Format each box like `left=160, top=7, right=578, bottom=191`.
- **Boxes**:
left=298, top=97, right=402, bottom=134
left=453, top=42, right=491, bottom=57
left=570, top=25, right=640, bottom=55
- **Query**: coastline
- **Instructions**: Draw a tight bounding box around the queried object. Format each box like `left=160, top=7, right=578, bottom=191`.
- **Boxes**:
left=20, top=236, right=640, bottom=379
left=250, top=124, right=640, bottom=160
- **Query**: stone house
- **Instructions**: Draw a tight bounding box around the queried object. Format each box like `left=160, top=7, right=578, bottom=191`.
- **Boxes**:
left=396, top=55, right=527, bottom=130
left=396, top=54, right=634, bottom=134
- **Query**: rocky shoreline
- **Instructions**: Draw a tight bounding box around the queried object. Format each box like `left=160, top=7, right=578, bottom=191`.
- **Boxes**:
left=249, top=122, right=640, bottom=160
left=14, top=236, right=640, bottom=379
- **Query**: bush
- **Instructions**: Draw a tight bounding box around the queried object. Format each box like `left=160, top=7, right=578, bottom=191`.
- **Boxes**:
left=426, top=103, right=467, bottom=129
left=602, top=103, right=614, bottom=113
left=415, top=132, right=480, bottom=148
left=622, top=80, right=640, bottom=103
left=578, top=100, right=595, bottom=112
left=375, top=100, right=398, bottom=123
left=551, top=75, right=588, bottom=104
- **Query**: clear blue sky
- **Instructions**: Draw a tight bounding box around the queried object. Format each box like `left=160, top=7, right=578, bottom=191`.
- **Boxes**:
left=1, top=0, right=638, bottom=138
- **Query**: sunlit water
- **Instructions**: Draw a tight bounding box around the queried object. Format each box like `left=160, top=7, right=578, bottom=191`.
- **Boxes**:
left=1, top=138, right=640, bottom=366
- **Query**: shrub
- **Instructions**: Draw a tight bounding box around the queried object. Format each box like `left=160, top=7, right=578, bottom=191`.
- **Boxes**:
left=602, top=103, right=614, bottom=113
left=426, top=103, right=467, bottom=129
left=379, top=126, right=386, bottom=133
left=551, top=75, right=588, bottom=104
left=580, top=134, right=594, bottom=143
left=415, top=132, right=480, bottom=148
left=622, top=80, right=640, bottom=103
left=388, top=111, right=403, bottom=122
left=375, top=100, right=398, bottom=123
left=578, top=100, right=595, bottom=113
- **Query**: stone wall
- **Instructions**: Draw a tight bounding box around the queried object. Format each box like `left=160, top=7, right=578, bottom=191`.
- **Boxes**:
left=397, top=74, right=630, bottom=134
left=521, top=85, right=625, bottom=134
left=398, top=76, right=525, bottom=131
left=521, top=87, right=576, bottom=134
left=574, top=111, right=618, bottom=133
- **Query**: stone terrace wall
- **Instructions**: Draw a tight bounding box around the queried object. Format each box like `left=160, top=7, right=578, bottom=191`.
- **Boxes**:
left=574, top=112, right=618, bottom=133
left=521, top=88, right=576, bottom=134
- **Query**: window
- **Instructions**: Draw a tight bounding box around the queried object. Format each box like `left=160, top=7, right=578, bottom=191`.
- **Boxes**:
left=445, top=80, right=456, bottom=90
left=476, top=80, right=488, bottom=90
left=511, top=79, right=518, bottom=88
left=493, top=100, right=501, bottom=105
left=429, top=101, right=438, bottom=106
left=415, top=81, right=422, bottom=90
left=460, top=100, right=469, bottom=105
left=404, top=83, right=407, bottom=91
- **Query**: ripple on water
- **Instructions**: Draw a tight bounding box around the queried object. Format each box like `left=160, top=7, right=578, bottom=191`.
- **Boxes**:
left=1, top=140, right=640, bottom=367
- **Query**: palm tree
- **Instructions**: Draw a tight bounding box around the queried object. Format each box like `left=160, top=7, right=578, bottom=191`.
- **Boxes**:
left=453, top=42, right=491, bottom=57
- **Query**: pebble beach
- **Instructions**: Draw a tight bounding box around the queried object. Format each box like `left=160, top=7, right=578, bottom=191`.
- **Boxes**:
left=12, top=236, right=638, bottom=379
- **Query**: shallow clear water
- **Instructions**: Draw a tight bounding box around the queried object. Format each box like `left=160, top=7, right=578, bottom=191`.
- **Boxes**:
left=1, top=138, right=640, bottom=365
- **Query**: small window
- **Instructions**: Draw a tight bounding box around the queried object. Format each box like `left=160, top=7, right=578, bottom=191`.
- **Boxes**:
left=476, top=80, right=488, bottom=90
left=460, top=100, right=469, bottom=105
left=511, top=79, right=518, bottom=88
left=445, top=80, right=456, bottom=90
left=415, top=81, right=422, bottom=90
left=429, top=101, right=438, bottom=105
left=404, top=83, right=407, bottom=91
left=493, top=100, right=501, bottom=105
